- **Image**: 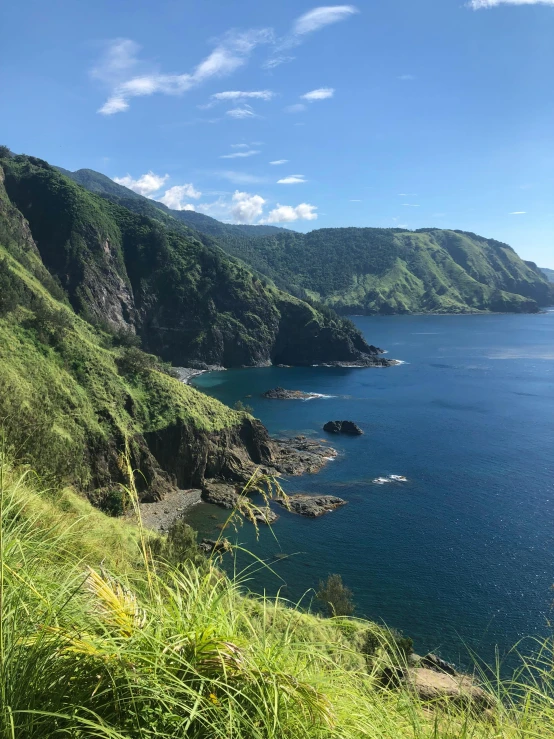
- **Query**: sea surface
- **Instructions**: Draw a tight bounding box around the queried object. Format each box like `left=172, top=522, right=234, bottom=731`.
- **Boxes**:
left=188, top=312, right=554, bottom=668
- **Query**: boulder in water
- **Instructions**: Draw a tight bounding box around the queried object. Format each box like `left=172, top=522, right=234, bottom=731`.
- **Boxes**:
left=323, top=420, right=363, bottom=435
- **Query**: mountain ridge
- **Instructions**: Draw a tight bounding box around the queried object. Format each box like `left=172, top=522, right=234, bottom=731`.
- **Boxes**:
left=1, top=153, right=384, bottom=369
left=58, top=165, right=553, bottom=315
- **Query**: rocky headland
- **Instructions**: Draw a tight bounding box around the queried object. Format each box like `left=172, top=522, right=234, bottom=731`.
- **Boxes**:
left=263, top=387, right=323, bottom=400
left=276, top=494, right=347, bottom=517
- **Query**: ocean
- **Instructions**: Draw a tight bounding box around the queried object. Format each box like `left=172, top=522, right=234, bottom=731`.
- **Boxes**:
left=187, top=311, right=554, bottom=667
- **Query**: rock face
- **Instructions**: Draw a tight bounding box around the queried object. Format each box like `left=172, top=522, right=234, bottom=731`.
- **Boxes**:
left=323, top=421, right=364, bottom=435
left=253, top=507, right=279, bottom=525
left=276, top=494, right=347, bottom=517
left=201, top=480, right=240, bottom=509
left=272, top=436, right=337, bottom=475
left=405, top=668, right=493, bottom=709
left=386, top=653, right=494, bottom=711
left=263, top=387, right=320, bottom=400
left=199, top=538, right=232, bottom=555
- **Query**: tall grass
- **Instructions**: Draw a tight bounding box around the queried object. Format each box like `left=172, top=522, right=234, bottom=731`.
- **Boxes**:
left=1, top=452, right=554, bottom=737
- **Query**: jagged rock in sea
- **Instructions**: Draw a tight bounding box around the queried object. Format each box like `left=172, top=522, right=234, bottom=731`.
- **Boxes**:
left=263, top=387, right=319, bottom=399
left=275, top=494, right=347, bottom=517
left=323, top=421, right=364, bottom=435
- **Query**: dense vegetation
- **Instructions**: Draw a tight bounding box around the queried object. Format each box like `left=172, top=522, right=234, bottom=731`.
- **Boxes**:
left=61, top=165, right=553, bottom=315
left=201, top=228, right=553, bottom=315
left=2, top=153, right=375, bottom=368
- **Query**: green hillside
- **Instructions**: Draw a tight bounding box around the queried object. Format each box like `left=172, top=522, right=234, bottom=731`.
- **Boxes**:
left=59, top=166, right=291, bottom=239
left=0, top=153, right=388, bottom=501
left=60, top=165, right=552, bottom=315
left=541, top=266, right=554, bottom=283
left=1, top=153, right=382, bottom=368
left=198, top=227, right=553, bottom=315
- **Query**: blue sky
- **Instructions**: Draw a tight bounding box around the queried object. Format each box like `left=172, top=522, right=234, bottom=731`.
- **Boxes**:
left=1, top=0, right=553, bottom=266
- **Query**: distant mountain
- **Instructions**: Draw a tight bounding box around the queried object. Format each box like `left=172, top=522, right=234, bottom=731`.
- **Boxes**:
left=57, top=166, right=553, bottom=315
left=58, top=167, right=291, bottom=239
left=540, top=267, right=554, bottom=283
left=206, top=228, right=553, bottom=315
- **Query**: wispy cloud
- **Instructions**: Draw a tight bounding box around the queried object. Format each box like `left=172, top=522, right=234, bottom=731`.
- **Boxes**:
left=509, top=211, right=527, bottom=214
left=217, top=170, right=268, bottom=185
left=212, top=90, right=274, bottom=102
left=292, top=6, right=359, bottom=36
left=301, top=87, right=335, bottom=101
left=220, top=149, right=260, bottom=159
left=398, top=74, right=415, bottom=81
left=265, top=5, right=359, bottom=67
left=262, top=55, right=296, bottom=69
left=226, top=104, right=258, bottom=119
left=113, top=171, right=169, bottom=196
left=403, top=203, right=420, bottom=207
left=270, top=159, right=288, bottom=165
left=277, top=174, right=307, bottom=184
left=285, top=103, right=307, bottom=113
left=200, top=90, right=275, bottom=109
left=262, top=203, right=318, bottom=223
left=470, top=0, right=554, bottom=7
left=95, top=29, right=272, bottom=115
left=231, top=143, right=250, bottom=148
left=350, top=199, right=362, bottom=202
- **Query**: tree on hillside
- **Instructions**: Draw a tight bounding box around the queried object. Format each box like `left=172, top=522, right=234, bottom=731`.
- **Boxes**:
left=316, top=574, right=355, bottom=617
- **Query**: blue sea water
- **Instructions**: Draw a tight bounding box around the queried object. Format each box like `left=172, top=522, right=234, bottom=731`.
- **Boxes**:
left=188, top=312, right=554, bottom=667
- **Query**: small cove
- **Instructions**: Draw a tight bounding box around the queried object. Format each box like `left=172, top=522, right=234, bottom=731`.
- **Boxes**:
left=187, top=312, right=554, bottom=667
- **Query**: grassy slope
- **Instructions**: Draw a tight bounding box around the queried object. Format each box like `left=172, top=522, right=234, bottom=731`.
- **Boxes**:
left=2, top=454, right=554, bottom=737
left=0, top=237, right=242, bottom=489
left=182, top=226, right=552, bottom=315
left=541, top=267, right=554, bottom=283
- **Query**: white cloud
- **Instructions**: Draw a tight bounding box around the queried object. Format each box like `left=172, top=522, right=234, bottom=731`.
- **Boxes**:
left=262, top=203, right=318, bottom=223
left=285, top=103, right=307, bottom=113
left=113, top=171, right=169, bottom=196
left=509, top=211, right=527, bottom=214
left=231, top=143, right=250, bottom=148
left=265, top=5, right=358, bottom=67
left=292, top=6, right=359, bottom=36
left=90, top=38, right=141, bottom=86
left=470, top=0, right=554, bottom=7
left=230, top=190, right=266, bottom=223
left=301, top=87, right=334, bottom=101
left=220, top=149, right=260, bottom=159
left=226, top=104, right=258, bottom=118
left=277, top=175, right=307, bottom=184
left=262, top=55, right=296, bottom=69
left=403, top=203, right=420, bottom=207
left=350, top=199, right=362, bottom=202
left=211, top=90, right=274, bottom=102
left=158, top=184, right=202, bottom=210
left=270, top=159, right=288, bottom=165
left=95, top=29, right=272, bottom=115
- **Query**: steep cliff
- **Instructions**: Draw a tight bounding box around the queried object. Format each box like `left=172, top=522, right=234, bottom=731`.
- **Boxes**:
left=2, top=154, right=384, bottom=367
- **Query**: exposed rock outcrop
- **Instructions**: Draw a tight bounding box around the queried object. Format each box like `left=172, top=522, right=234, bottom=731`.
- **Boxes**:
left=323, top=421, right=364, bottom=435
left=276, top=494, right=347, bottom=517
left=263, top=387, right=320, bottom=400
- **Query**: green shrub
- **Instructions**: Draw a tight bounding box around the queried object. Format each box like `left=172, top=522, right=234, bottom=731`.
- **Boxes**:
left=316, top=573, right=355, bottom=617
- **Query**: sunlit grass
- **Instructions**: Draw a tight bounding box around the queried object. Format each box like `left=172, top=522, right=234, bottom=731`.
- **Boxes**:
left=2, top=452, right=554, bottom=737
